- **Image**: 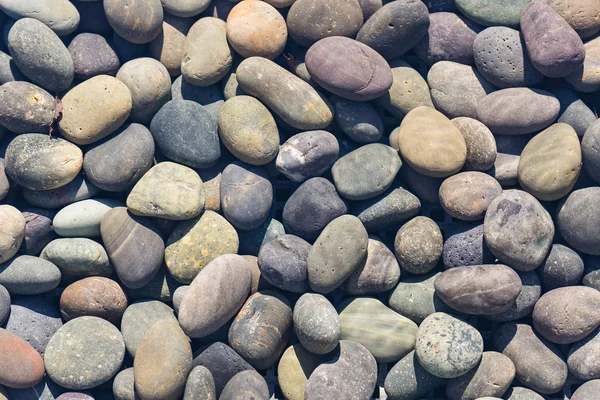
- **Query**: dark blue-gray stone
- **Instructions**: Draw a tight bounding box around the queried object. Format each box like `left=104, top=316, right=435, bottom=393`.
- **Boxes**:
left=539, top=244, right=584, bottom=290
left=553, top=88, right=597, bottom=138
left=237, top=218, right=285, bottom=256
left=582, top=119, right=600, bottom=184
left=443, top=223, right=495, bottom=269
left=19, top=208, right=57, bottom=256
left=258, top=234, right=311, bottom=293
left=487, top=270, right=541, bottom=322
left=0, top=50, right=25, bottom=84
left=353, top=187, right=421, bottom=231
left=0, top=283, right=9, bottom=325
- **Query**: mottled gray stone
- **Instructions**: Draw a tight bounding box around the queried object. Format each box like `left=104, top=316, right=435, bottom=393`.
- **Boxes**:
left=257, top=234, right=310, bottom=293
left=384, top=350, right=445, bottom=400
left=487, top=270, right=541, bottom=322
left=104, top=0, right=163, bottom=44
left=0, top=284, right=9, bottom=325
left=183, top=366, right=216, bottom=400
left=0, top=255, right=60, bottom=295
left=455, top=0, right=531, bottom=27
left=395, top=216, right=443, bottom=274
left=0, top=81, right=55, bottom=134
left=40, top=238, right=112, bottom=280
left=353, top=187, right=420, bottom=231
left=112, top=368, right=135, bottom=400
left=294, top=293, right=340, bottom=355
left=19, top=208, right=57, bottom=257
left=332, top=96, right=383, bottom=143
left=22, top=175, right=100, bottom=210
left=568, top=326, right=600, bottom=380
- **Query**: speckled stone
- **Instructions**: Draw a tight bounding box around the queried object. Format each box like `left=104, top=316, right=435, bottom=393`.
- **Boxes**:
left=0, top=255, right=61, bottom=295
left=162, top=0, right=211, bottom=17
left=22, top=175, right=100, bottom=210
left=455, top=0, right=531, bottom=27
left=395, top=216, right=443, bottom=274
left=487, top=270, right=541, bottom=322
left=339, top=297, right=418, bottom=363
left=60, top=277, right=127, bottom=323
left=220, top=370, right=269, bottom=400
left=494, top=323, right=567, bottom=394
left=539, top=244, right=584, bottom=290
left=150, top=100, right=220, bottom=169
left=44, top=316, right=125, bottom=390
left=484, top=190, right=554, bottom=271
left=0, top=81, right=55, bottom=134
left=384, top=350, right=445, bottom=400
left=558, top=187, right=600, bottom=255
left=120, top=300, right=177, bottom=358
left=0, top=328, right=45, bottom=389
left=40, top=238, right=112, bottom=280
left=104, top=0, right=163, bottom=44
left=305, top=340, right=377, bottom=400
left=278, top=344, right=325, bottom=400
left=356, top=0, right=429, bottom=60
left=343, top=237, right=400, bottom=295
left=7, top=18, right=74, bottom=92
left=572, top=380, right=600, bottom=400
left=100, top=207, right=164, bottom=289
left=134, top=318, right=192, bottom=400
left=294, top=293, right=340, bottom=354
left=184, top=366, right=216, bottom=400
left=150, top=14, right=193, bottom=77
left=68, top=33, right=120, bottom=80
left=415, top=312, right=484, bottom=379
left=353, top=187, right=421, bottom=232
left=443, top=223, right=495, bottom=269
left=548, top=0, right=600, bottom=39
left=568, top=326, right=600, bottom=380
left=5, top=295, right=62, bottom=356
left=332, top=96, right=383, bottom=144
left=451, top=117, right=497, bottom=171
left=0, top=205, right=24, bottom=264
left=53, top=198, right=122, bottom=238
left=439, top=172, right=502, bottom=221
left=4, top=134, right=83, bottom=191
left=565, top=36, right=600, bottom=93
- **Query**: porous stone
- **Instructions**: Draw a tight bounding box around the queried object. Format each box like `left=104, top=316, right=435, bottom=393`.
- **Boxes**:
left=40, top=238, right=112, bottom=280
left=557, top=187, right=600, bottom=255
left=0, top=0, right=79, bottom=36
left=60, top=277, right=127, bottom=324
left=439, top=172, right=502, bottom=221
left=487, top=270, right=542, bottom=322
left=539, top=244, right=584, bottom=290
left=343, top=237, right=400, bottom=295
left=455, top=0, right=531, bottom=27
left=384, top=350, right=445, bottom=400
left=443, top=223, right=495, bottom=269
left=0, top=205, right=24, bottom=263
left=53, top=198, right=122, bottom=238
left=0, top=81, right=55, bottom=134
left=294, top=293, right=340, bottom=355
left=220, top=370, right=268, bottom=400
left=257, top=234, right=310, bottom=293
left=121, top=300, right=178, bottom=358
left=451, top=117, right=497, bottom=171
left=394, top=216, right=443, bottom=274
left=0, top=255, right=61, bottom=295
left=22, top=175, right=100, bottom=210
left=68, top=33, right=120, bottom=81
left=0, top=328, right=44, bottom=389
left=104, top=0, right=163, bottom=44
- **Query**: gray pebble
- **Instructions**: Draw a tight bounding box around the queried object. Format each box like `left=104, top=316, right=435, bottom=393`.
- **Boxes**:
left=451, top=117, right=497, bottom=171
left=258, top=234, right=310, bottom=293
left=53, top=198, right=122, bottom=238
left=220, top=370, right=268, bottom=400
left=183, top=366, right=216, bottom=400
left=353, top=187, right=421, bottom=231
left=332, top=96, right=383, bottom=143
left=557, top=187, right=600, bottom=255
left=554, top=88, right=597, bottom=137
left=294, top=293, right=340, bottom=355
left=487, top=270, right=542, bottom=322
left=568, top=326, right=600, bottom=380
left=104, top=0, right=163, bottom=44
left=0, top=255, right=61, bottom=295
left=121, top=300, right=177, bottom=358
left=19, top=208, right=57, bottom=256
left=22, top=175, right=100, bottom=210
left=539, top=244, right=584, bottom=290
left=112, top=368, right=135, bottom=400
left=582, top=119, right=600, bottom=184
left=384, top=350, right=445, bottom=400
left=40, top=238, right=112, bottom=281
left=237, top=218, right=285, bottom=257
left=171, top=76, right=223, bottom=120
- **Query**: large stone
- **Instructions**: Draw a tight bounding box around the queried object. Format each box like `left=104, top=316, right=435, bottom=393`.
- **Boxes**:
left=219, top=370, right=268, bottom=400
left=0, top=0, right=79, bottom=36
left=455, top=0, right=531, bottom=27
left=0, top=81, right=55, bottom=134
left=120, top=300, right=177, bottom=358
left=278, top=344, right=325, bottom=400
left=0, top=328, right=44, bottom=389
left=294, top=293, right=340, bottom=355
left=59, top=277, right=127, bottom=324
left=257, top=234, right=310, bottom=293
left=53, top=199, right=122, bottom=238
left=103, top=0, right=162, bottom=44
left=0, top=205, right=24, bottom=263
left=557, top=187, right=600, bottom=255
left=439, top=172, right=502, bottom=221
left=0, top=255, right=61, bottom=295
left=394, top=216, right=443, bottom=274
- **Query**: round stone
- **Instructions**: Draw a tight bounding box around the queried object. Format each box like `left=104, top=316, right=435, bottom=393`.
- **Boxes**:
left=294, top=293, right=340, bottom=355
left=384, top=350, right=445, bottom=400
left=68, top=33, right=120, bottom=81
left=0, top=255, right=61, bottom=295
left=539, top=244, right=584, bottom=290
left=60, top=277, right=127, bottom=324
left=394, top=216, right=443, bottom=274
left=455, top=0, right=531, bottom=27
left=487, top=270, right=541, bottom=322
left=22, top=175, right=100, bottom=210
left=220, top=371, right=268, bottom=400
left=557, top=187, right=600, bottom=255
left=103, top=0, right=162, bottom=44
left=218, top=96, right=280, bottom=165
left=257, top=234, right=310, bottom=293
left=484, top=190, right=554, bottom=271
left=59, top=75, right=132, bottom=145
left=44, top=316, right=125, bottom=390
left=226, top=1, right=287, bottom=60
left=356, top=0, right=429, bottom=60
left=165, top=210, right=238, bottom=284
left=443, top=223, right=495, bottom=269
left=40, top=238, right=112, bottom=280
left=4, top=134, right=82, bottom=191
left=113, top=369, right=135, bottom=400
left=0, top=328, right=45, bottom=389
left=150, top=14, right=193, bottom=78
left=332, top=96, right=383, bottom=144
left=127, top=162, right=205, bottom=221
left=0, top=205, right=24, bottom=263
left=7, top=18, right=73, bottom=92
left=451, top=117, right=497, bottom=171
left=278, top=344, right=324, bottom=400
left=434, top=264, right=522, bottom=315
left=53, top=198, right=122, bottom=238
left=287, top=0, right=364, bottom=47
left=0, top=81, right=55, bottom=134
left=343, top=237, right=400, bottom=295
left=305, top=36, right=393, bottom=101
left=150, top=100, right=220, bottom=169
left=397, top=106, right=467, bottom=177
left=439, top=172, right=502, bottom=221
left=0, top=0, right=79, bottom=36
left=415, top=312, right=484, bottom=379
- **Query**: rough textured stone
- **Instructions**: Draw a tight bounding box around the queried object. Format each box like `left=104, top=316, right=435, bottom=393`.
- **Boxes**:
left=0, top=81, right=55, bottom=134
left=521, top=1, right=585, bottom=78
left=22, top=175, right=100, bottom=210
left=40, top=238, right=112, bottom=280
left=60, top=277, right=127, bottom=324
left=68, top=33, right=120, bottom=81
left=548, top=0, right=600, bottom=39
left=53, top=198, right=121, bottom=238
left=101, top=207, right=164, bottom=289
left=220, top=370, right=268, bottom=400
left=257, top=235, right=310, bottom=293
left=0, top=328, right=44, bottom=389
left=443, top=223, right=495, bottom=268
left=0, top=0, right=79, bottom=36
left=415, top=312, right=484, bottom=379
left=439, top=172, right=502, bottom=221
left=343, top=237, right=400, bottom=295
left=487, top=270, right=541, bottom=322
left=294, top=293, right=340, bottom=355
left=104, top=0, right=163, bottom=44
left=539, top=244, right=584, bottom=290
left=332, top=96, right=383, bottom=143
left=0, top=205, right=24, bottom=264
left=384, top=350, right=445, bottom=400
left=451, top=117, right=497, bottom=171
left=484, top=190, right=554, bottom=271
left=183, top=366, right=216, bottom=400
left=0, top=255, right=61, bottom=295
left=121, top=300, right=177, bottom=358
left=557, top=187, right=600, bottom=255
left=455, top=0, right=531, bottom=27
left=394, top=216, right=443, bottom=274
left=44, top=316, right=125, bottom=390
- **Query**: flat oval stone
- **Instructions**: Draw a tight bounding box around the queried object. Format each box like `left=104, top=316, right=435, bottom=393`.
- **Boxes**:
left=179, top=254, right=252, bottom=338
left=0, top=328, right=44, bottom=389
left=0, top=205, right=24, bottom=264
left=229, top=291, right=292, bottom=369
left=305, top=36, right=393, bottom=101
left=484, top=190, right=554, bottom=271
left=184, top=366, right=216, bottom=400
left=0, top=0, right=79, bottom=36
left=332, top=96, right=383, bottom=143
left=220, top=370, right=268, bottom=400
left=294, top=293, right=340, bottom=355
left=521, top=1, right=585, bottom=78
left=443, top=223, right=495, bottom=268
left=7, top=18, right=73, bottom=92
left=257, top=234, right=310, bottom=293
left=113, top=368, right=135, bottom=400
left=116, top=58, right=171, bottom=124
left=339, top=297, right=418, bottom=363
left=343, top=237, right=400, bottom=295
left=414, top=12, right=480, bottom=66
left=0, top=162, right=8, bottom=202
left=54, top=199, right=122, bottom=238
left=275, top=130, right=339, bottom=183
left=134, top=319, right=192, bottom=400
left=162, top=0, right=211, bottom=17
left=455, top=0, right=531, bottom=27
left=558, top=187, right=600, bottom=255
left=287, top=0, right=364, bottom=47
left=22, top=175, right=100, bottom=210
left=533, top=286, right=600, bottom=344
left=518, top=123, right=581, bottom=201
left=83, top=123, right=154, bottom=192
left=0, top=81, right=55, bottom=134
left=44, top=316, right=125, bottom=390
left=356, top=0, right=429, bottom=60
left=477, top=88, right=559, bottom=135
left=0, top=50, right=24, bottom=85
left=104, top=0, right=162, bottom=44
left=165, top=210, right=238, bottom=284
left=394, top=216, right=443, bottom=274
left=150, top=100, right=220, bottom=169
left=307, top=215, right=368, bottom=293
left=353, top=187, right=421, bottom=231
left=5, top=376, right=63, bottom=400
left=415, top=312, right=484, bottom=379
left=398, top=106, right=467, bottom=177
left=59, top=75, right=132, bottom=145
left=473, top=26, right=543, bottom=88
left=236, top=57, right=334, bottom=130
left=127, top=162, right=204, bottom=221
left=439, top=172, right=502, bottom=220
left=278, top=344, right=324, bottom=400
left=120, top=300, right=177, bottom=358
left=149, top=14, right=192, bottom=78
left=4, top=134, right=82, bottom=191
left=218, top=96, right=279, bottom=165
left=68, top=33, right=120, bottom=81
left=548, top=0, right=600, bottom=39
left=305, top=340, right=377, bottom=400
left=428, top=61, right=495, bottom=119
left=487, top=270, right=541, bottom=322
left=446, top=351, right=516, bottom=400
left=568, top=326, right=600, bottom=380
left=0, top=255, right=60, bottom=295
left=100, top=207, right=164, bottom=289
left=40, top=238, right=112, bottom=280
left=494, top=323, right=567, bottom=394
left=566, top=36, right=600, bottom=92
left=60, top=277, right=127, bottom=324
left=434, top=264, right=522, bottom=315
left=384, top=350, right=445, bottom=400
left=226, top=1, right=287, bottom=60
left=451, top=117, right=497, bottom=171
left=5, top=296, right=62, bottom=358
left=572, top=380, right=600, bottom=400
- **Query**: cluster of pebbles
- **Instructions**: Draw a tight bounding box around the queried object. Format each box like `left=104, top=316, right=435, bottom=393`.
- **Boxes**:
left=2, top=0, right=600, bottom=399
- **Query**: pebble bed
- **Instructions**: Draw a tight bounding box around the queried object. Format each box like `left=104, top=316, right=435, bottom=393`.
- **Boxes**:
left=1, top=0, right=600, bottom=400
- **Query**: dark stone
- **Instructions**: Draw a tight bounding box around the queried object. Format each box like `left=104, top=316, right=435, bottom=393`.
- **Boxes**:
left=75, top=1, right=112, bottom=35
left=332, top=96, right=383, bottom=143
left=219, top=371, right=268, bottom=400
left=112, top=32, right=150, bottom=63
left=384, top=350, right=445, bottom=400
left=237, top=218, right=285, bottom=257
left=103, top=0, right=163, bottom=44
left=68, top=33, right=120, bottom=81
left=0, top=81, right=55, bottom=134
left=443, top=223, right=495, bottom=269
left=582, top=119, right=600, bottom=184
left=257, top=234, right=310, bottom=293
left=557, top=187, right=600, bottom=255
left=539, top=244, right=584, bottom=290
left=171, top=76, right=224, bottom=120
left=22, top=175, right=100, bottom=210
left=553, top=88, right=596, bottom=137
left=399, top=163, right=444, bottom=204
left=19, top=208, right=56, bottom=256
left=487, top=270, right=541, bottom=322
left=353, top=187, right=420, bottom=231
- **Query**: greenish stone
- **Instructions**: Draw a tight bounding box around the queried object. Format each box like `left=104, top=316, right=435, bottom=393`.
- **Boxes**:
left=455, top=0, right=532, bottom=27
